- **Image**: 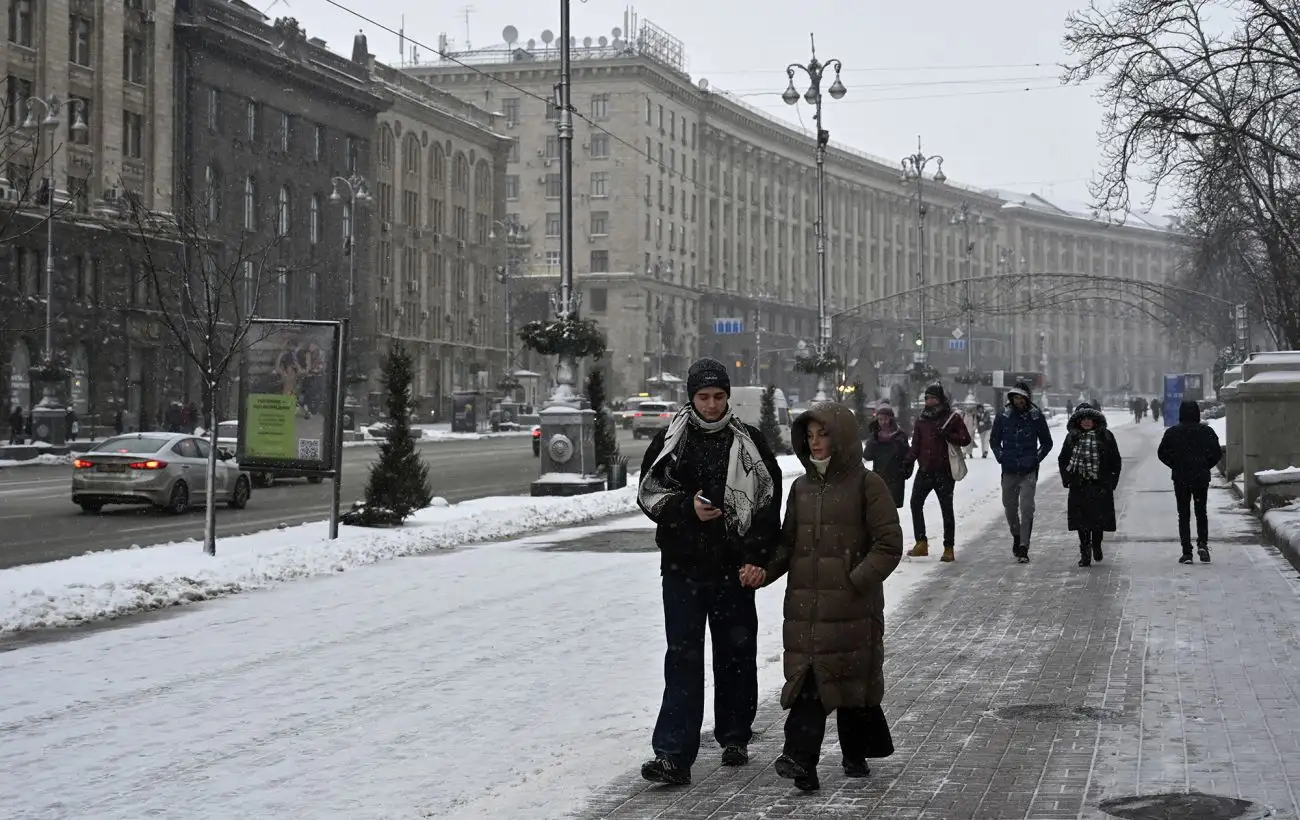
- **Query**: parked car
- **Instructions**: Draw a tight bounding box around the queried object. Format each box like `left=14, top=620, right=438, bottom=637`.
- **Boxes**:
left=532, top=425, right=541, bottom=456
left=72, top=432, right=252, bottom=514
left=617, top=397, right=654, bottom=429
left=212, top=420, right=325, bottom=488
left=631, top=401, right=678, bottom=439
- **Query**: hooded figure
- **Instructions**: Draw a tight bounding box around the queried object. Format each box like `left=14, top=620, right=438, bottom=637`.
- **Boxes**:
left=1058, top=402, right=1123, bottom=567
left=1157, top=399, right=1222, bottom=564
left=863, top=400, right=911, bottom=508
left=762, top=401, right=903, bottom=792
left=904, top=383, right=971, bottom=562
left=636, top=357, right=783, bottom=786
left=990, top=381, right=1053, bottom=562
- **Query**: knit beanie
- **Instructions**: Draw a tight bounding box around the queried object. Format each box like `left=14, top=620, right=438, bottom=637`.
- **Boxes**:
left=686, top=357, right=731, bottom=399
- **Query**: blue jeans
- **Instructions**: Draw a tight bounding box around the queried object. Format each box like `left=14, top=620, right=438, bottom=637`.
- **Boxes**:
left=651, top=570, right=759, bottom=767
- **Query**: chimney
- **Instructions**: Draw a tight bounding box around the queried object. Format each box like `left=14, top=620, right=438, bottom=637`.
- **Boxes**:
left=352, top=30, right=369, bottom=64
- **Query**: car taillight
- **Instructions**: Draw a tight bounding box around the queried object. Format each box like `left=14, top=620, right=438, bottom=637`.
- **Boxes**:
left=127, top=460, right=168, bottom=470
left=660, top=413, right=670, bottom=418
left=634, top=412, right=643, bottom=417
left=73, top=458, right=94, bottom=469
left=532, top=429, right=541, bottom=438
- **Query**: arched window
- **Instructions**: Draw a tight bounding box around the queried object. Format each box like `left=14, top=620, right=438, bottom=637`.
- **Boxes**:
left=204, top=165, right=221, bottom=223
left=452, top=154, right=469, bottom=192
left=404, top=134, right=421, bottom=176
left=474, top=160, right=491, bottom=200
left=429, top=144, right=444, bottom=182
left=243, top=175, right=256, bottom=230
left=309, top=194, right=321, bottom=244
left=277, top=185, right=291, bottom=236
left=378, top=125, right=395, bottom=167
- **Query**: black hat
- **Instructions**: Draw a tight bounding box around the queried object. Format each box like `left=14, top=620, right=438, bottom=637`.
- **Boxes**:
left=924, top=383, right=947, bottom=402
left=686, top=357, right=731, bottom=399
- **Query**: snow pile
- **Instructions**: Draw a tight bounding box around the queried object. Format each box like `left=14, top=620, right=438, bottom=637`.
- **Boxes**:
left=1255, top=467, right=1300, bottom=486
left=0, top=456, right=804, bottom=633
left=1208, top=417, right=1226, bottom=439
left=0, top=451, right=73, bottom=468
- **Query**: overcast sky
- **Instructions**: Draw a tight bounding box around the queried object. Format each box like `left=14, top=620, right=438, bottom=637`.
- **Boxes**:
left=293, top=0, right=1163, bottom=213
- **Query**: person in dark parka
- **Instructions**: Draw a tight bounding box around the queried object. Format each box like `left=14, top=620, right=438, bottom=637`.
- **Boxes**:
left=1157, top=400, right=1223, bottom=564
left=862, top=400, right=911, bottom=508
left=1058, top=403, right=1122, bottom=567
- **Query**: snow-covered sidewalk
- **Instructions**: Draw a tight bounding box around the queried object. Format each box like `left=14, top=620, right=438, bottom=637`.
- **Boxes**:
left=0, top=411, right=1126, bottom=819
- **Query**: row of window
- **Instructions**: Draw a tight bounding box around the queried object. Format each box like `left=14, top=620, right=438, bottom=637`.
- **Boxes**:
left=208, top=87, right=359, bottom=173
left=500, top=93, right=612, bottom=125
left=375, top=127, right=491, bottom=199
left=502, top=171, right=610, bottom=200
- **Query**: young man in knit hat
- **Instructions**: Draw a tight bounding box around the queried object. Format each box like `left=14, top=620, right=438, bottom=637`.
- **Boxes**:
left=990, top=381, right=1053, bottom=563
left=636, top=357, right=783, bottom=785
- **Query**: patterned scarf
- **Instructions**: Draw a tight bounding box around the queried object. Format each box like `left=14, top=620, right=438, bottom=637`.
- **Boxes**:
left=1067, top=430, right=1101, bottom=480
left=637, top=405, right=775, bottom=536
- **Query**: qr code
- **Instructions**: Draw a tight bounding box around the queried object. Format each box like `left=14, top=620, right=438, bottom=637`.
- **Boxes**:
left=298, top=438, right=322, bottom=460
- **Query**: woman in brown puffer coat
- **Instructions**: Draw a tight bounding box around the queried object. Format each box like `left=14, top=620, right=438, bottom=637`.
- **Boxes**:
left=759, top=401, right=904, bottom=792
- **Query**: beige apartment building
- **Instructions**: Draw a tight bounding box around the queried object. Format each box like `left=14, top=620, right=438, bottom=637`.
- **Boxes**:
left=405, top=18, right=1198, bottom=402
left=360, top=60, right=511, bottom=414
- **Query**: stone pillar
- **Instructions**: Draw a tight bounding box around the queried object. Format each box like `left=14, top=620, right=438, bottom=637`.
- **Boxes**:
left=531, top=404, right=603, bottom=497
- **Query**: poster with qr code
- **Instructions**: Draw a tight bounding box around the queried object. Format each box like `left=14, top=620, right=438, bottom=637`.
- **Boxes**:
left=237, top=319, right=342, bottom=474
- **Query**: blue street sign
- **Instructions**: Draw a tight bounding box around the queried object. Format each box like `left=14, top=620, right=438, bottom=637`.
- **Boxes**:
left=1163, top=374, right=1185, bottom=428
left=713, top=318, right=745, bottom=335
left=946, top=339, right=967, bottom=351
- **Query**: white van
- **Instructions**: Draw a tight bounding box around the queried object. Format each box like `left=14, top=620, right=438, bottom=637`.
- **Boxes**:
left=728, top=386, right=793, bottom=454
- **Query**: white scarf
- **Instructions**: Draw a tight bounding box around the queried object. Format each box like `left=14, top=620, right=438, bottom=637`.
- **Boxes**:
left=637, top=405, right=775, bottom=536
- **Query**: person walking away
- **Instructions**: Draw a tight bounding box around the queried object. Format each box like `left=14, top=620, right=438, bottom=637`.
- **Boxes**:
left=747, top=401, right=903, bottom=792
left=1151, top=398, right=1163, bottom=423
left=1157, top=400, right=1222, bottom=564
left=8, top=405, right=23, bottom=445
left=66, top=408, right=78, bottom=442
left=961, top=401, right=981, bottom=458
left=975, top=403, right=992, bottom=458
left=990, top=381, right=1053, bottom=563
left=904, top=383, right=971, bottom=562
left=863, top=400, right=910, bottom=508
left=636, top=357, right=783, bottom=786
left=1058, top=402, right=1122, bottom=567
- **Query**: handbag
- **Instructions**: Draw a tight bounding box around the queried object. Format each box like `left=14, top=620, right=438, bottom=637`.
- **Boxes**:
left=941, top=412, right=968, bottom=482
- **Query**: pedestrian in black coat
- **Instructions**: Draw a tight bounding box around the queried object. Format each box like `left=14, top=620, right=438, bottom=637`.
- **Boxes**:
left=1058, top=403, right=1122, bottom=567
left=1157, top=400, right=1223, bottom=565
left=862, top=400, right=911, bottom=508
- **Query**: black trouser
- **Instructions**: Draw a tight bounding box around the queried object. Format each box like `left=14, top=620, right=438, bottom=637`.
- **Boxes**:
left=911, top=470, right=956, bottom=547
left=1174, top=480, right=1210, bottom=550
left=651, top=569, right=758, bottom=768
left=783, top=671, right=879, bottom=770
left=1079, top=530, right=1105, bottom=548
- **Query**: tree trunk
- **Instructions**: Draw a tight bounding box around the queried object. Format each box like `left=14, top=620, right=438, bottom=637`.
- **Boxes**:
left=204, top=380, right=219, bottom=556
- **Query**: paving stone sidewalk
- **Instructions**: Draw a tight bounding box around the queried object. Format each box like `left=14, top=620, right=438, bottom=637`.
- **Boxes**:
left=574, top=422, right=1300, bottom=820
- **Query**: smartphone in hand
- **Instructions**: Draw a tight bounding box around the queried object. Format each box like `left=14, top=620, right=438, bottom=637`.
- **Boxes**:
left=697, top=495, right=715, bottom=508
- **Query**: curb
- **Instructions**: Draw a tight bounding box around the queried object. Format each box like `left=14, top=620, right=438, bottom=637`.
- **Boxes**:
left=1225, top=478, right=1300, bottom=576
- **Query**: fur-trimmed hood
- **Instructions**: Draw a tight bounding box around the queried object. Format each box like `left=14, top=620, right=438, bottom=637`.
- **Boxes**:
left=1067, top=402, right=1108, bottom=433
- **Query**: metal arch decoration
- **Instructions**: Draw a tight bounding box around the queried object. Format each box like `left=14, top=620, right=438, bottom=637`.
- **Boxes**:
left=547, top=433, right=575, bottom=464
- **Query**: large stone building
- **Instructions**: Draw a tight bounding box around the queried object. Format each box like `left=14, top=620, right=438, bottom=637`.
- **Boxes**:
left=351, top=56, right=511, bottom=416
left=2, top=0, right=177, bottom=427
left=404, top=18, right=1200, bottom=402
left=173, top=0, right=386, bottom=420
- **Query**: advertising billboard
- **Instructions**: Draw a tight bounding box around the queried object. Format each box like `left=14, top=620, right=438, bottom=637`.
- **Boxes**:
left=236, top=319, right=341, bottom=473
left=1163, top=374, right=1186, bottom=428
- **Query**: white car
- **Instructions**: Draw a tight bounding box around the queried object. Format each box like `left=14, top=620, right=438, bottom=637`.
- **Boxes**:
left=72, top=432, right=252, bottom=514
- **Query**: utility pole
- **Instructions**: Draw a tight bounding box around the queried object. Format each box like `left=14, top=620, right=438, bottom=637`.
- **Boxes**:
left=753, top=306, right=763, bottom=386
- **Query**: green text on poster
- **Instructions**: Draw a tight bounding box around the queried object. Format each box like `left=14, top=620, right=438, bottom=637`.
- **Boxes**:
left=244, top=394, right=298, bottom=459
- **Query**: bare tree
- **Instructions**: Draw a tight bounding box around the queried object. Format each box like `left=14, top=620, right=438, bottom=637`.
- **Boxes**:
left=119, top=182, right=306, bottom=555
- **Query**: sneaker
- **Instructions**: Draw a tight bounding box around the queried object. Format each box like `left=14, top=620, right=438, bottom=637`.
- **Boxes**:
left=1017, top=553, right=1030, bottom=564
left=720, top=745, right=749, bottom=766
left=1179, top=553, right=1194, bottom=565
left=1092, top=543, right=1103, bottom=562
left=641, top=756, right=690, bottom=785
left=774, top=753, right=820, bottom=792
left=1198, top=546, right=1211, bottom=563
left=843, top=758, right=871, bottom=778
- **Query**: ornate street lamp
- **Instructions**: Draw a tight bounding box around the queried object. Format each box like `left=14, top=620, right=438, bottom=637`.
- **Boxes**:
left=900, top=137, right=946, bottom=375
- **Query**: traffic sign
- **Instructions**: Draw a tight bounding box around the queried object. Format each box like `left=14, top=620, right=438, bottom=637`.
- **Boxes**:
left=951, top=327, right=964, bottom=340
left=947, top=339, right=967, bottom=351
left=713, top=317, right=744, bottom=335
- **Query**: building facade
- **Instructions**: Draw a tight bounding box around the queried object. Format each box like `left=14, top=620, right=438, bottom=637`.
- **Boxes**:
left=2, top=0, right=177, bottom=429
left=355, top=58, right=511, bottom=416
left=173, top=1, right=386, bottom=420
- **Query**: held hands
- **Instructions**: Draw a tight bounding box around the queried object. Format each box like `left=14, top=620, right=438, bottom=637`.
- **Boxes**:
left=693, top=492, right=723, bottom=522
left=739, top=564, right=766, bottom=588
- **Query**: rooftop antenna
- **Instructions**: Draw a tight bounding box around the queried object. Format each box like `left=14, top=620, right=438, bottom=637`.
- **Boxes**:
left=398, top=14, right=405, bottom=62
left=460, top=5, right=475, bottom=50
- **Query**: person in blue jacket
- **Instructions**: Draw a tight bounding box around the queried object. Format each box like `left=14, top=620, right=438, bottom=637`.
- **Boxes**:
left=990, top=382, right=1053, bottom=563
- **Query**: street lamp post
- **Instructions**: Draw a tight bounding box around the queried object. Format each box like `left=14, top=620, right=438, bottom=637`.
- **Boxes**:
left=21, top=95, right=87, bottom=420
left=783, top=33, right=846, bottom=402
left=489, top=217, right=523, bottom=386
left=899, top=137, right=946, bottom=375
left=949, top=201, right=982, bottom=374
left=328, top=174, right=372, bottom=417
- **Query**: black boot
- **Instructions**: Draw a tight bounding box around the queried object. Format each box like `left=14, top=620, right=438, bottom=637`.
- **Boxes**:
left=1078, top=534, right=1092, bottom=567
left=774, top=754, right=820, bottom=792
left=641, top=756, right=690, bottom=785
left=720, top=745, right=749, bottom=766
left=1179, top=552, right=1194, bottom=564
left=843, top=758, right=871, bottom=778
left=1198, top=543, right=1211, bottom=563
left=1092, top=532, right=1104, bottom=562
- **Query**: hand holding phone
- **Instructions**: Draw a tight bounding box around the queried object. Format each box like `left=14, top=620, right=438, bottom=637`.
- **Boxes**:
left=694, top=492, right=723, bottom=522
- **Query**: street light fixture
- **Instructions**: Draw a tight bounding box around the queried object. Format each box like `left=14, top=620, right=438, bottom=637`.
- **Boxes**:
left=950, top=201, right=982, bottom=374
left=490, top=216, right=525, bottom=384
left=20, top=94, right=88, bottom=422
left=900, top=137, right=946, bottom=374
left=328, top=174, right=371, bottom=414
left=783, top=33, right=845, bottom=402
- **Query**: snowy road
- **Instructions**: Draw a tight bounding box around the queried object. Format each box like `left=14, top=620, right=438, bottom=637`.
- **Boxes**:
left=0, top=411, right=1129, bottom=819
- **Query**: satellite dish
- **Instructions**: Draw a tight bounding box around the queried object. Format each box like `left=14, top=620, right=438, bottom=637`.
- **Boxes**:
left=502, top=25, right=518, bottom=45
left=526, top=38, right=536, bottom=49
left=583, top=36, right=592, bottom=48
left=699, top=78, right=710, bottom=91
left=612, top=27, right=622, bottom=38
left=540, top=29, right=554, bottom=44
left=598, top=35, right=608, bottom=47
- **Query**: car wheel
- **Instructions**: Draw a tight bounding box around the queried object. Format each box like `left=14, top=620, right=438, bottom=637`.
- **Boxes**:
left=79, top=502, right=103, bottom=514
left=255, top=472, right=275, bottom=488
left=307, top=476, right=324, bottom=484
left=162, top=481, right=189, bottom=515
left=228, top=476, right=251, bottom=509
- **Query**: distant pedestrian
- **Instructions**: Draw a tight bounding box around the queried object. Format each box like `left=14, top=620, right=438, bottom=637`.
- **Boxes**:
left=753, top=401, right=902, bottom=793
left=863, top=400, right=910, bottom=508
left=1058, top=403, right=1123, bottom=567
left=8, top=405, right=23, bottom=444
left=974, top=403, right=992, bottom=458
left=1157, top=400, right=1223, bottom=564
left=1151, top=398, right=1163, bottom=423
left=112, top=408, right=124, bottom=436
left=990, top=381, right=1053, bottom=563
left=636, top=357, right=783, bottom=786
left=961, top=401, right=982, bottom=459
left=66, top=408, right=78, bottom=442
left=904, top=383, right=971, bottom=562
